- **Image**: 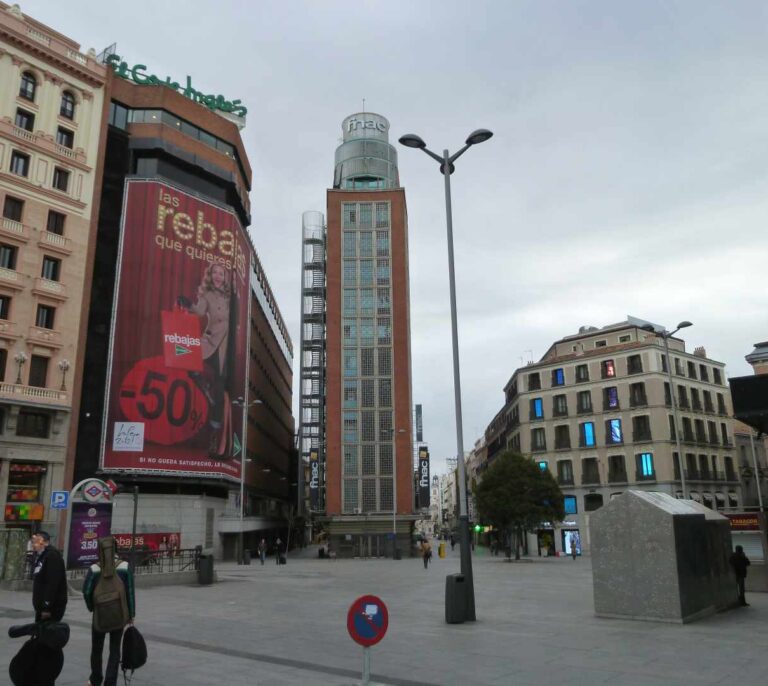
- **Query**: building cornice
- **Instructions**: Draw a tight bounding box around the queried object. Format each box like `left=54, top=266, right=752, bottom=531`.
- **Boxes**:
left=0, top=16, right=106, bottom=89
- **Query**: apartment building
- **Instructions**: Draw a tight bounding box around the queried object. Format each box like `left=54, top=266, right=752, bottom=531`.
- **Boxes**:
left=0, top=3, right=106, bottom=539
left=489, top=317, right=739, bottom=554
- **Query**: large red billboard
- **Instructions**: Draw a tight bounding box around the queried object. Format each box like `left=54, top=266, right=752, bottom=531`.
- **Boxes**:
left=101, top=179, right=251, bottom=481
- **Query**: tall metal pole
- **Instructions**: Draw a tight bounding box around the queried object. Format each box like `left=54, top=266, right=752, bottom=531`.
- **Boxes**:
left=392, top=428, right=398, bottom=558
left=239, top=399, right=247, bottom=564
left=442, top=149, right=475, bottom=621
left=749, top=433, right=764, bottom=511
left=129, top=485, right=138, bottom=574
left=663, top=334, right=688, bottom=499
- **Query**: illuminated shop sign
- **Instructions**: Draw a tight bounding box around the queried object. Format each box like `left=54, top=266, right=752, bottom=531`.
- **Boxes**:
left=105, top=54, right=247, bottom=118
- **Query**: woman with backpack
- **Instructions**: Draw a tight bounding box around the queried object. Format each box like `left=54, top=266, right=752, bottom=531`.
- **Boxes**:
left=82, top=537, right=136, bottom=686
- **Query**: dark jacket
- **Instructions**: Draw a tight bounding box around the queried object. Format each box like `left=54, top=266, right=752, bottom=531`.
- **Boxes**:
left=730, top=550, right=751, bottom=578
left=32, top=546, right=67, bottom=620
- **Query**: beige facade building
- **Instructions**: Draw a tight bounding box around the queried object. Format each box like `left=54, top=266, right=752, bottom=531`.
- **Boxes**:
left=0, top=3, right=106, bottom=538
left=486, top=317, right=739, bottom=554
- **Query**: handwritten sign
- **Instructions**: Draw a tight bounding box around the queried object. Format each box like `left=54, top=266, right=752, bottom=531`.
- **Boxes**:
left=113, top=422, right=145, bottom=451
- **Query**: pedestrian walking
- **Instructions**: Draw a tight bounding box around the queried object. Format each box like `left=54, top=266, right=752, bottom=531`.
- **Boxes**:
left=31, top=531, right=67, bottom=623
left=729, top=544, right=751, bottom=606
left=83, top=536, right=136, bottom=686
left=450, top=534, right=455, bottom=551
left=258, top=538, right=267, bottom=565
left=275, top=537, right=282, bottom=565
left=422, top=539, right=432, bottom=569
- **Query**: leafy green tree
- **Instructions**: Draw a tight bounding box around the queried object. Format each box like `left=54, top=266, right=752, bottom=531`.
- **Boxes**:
left=475, top=451, right=565, bottom=560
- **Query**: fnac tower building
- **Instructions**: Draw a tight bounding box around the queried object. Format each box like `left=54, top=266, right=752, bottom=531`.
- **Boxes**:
left=322, top=112, right=414, bottom=556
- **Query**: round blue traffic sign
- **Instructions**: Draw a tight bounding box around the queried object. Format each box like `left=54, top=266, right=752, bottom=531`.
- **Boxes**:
left=347, top=595, right=389, bottom=647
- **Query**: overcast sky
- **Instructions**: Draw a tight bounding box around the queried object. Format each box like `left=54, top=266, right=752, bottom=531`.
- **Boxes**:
left=27, top=0, right=768, bottom=476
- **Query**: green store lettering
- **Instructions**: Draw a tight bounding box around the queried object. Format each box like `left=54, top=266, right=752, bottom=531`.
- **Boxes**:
left=106, top=54, right=248, bottom=118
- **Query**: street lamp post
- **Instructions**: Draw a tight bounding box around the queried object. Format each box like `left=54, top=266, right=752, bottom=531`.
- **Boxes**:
left=14, top=351, right=27, bottom=385
left=399, top=127, right=493, bottom=622
left=232, top=396, right=262, bottom=563
left=58, top=359, right=70, bottom=391
left=642, top=321, right=692, bottom=499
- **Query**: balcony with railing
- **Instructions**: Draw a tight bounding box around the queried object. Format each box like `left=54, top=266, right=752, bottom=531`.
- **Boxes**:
left=38, top=231, right=73, bottom=255
left=635, top=471, right=656, bottom=482
left=27, top=325, right=62, bottom=347
left=608, top=469, right=628, bottom=484
left=32, top=278, right=67, bottom=301
left=557, top=475, right=574, bottom=486
left=0, top=267, right=23, bottom=290
left=0, top=319, right=19, bottom=340
left=582, top=472, right=601, bottom=485
left=0, top=381, right=68, bottom=406
left=1, top=218, right=30, bottom=242
left=632, top=430, right=653, bottom=443
left=0, top=120, right=89, bottom=167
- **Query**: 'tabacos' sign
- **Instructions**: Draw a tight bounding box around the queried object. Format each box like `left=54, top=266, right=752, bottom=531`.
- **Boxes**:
left=105, top=54, right=247, bottom=118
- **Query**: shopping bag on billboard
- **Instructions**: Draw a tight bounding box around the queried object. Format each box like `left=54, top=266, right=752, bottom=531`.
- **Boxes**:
left=161, top=309, right=203, bottom=371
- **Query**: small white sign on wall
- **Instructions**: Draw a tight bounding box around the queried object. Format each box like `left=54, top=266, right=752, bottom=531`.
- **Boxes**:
left=113, top=422, right=145, bottom=451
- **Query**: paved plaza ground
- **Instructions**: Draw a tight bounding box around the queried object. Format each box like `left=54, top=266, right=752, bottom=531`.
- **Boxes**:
left=2, top=544, right=767, bottom=685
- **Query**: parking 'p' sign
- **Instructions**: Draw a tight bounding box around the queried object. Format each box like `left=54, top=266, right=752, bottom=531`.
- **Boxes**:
left=347, top=595, right=389, bottom=647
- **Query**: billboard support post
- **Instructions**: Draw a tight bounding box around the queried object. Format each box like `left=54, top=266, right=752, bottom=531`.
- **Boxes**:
left=129, top=485, right=138, bottom=574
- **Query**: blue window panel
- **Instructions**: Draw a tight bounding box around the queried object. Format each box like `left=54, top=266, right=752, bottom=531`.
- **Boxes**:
left=607, top=387, right=619, bottom=409
left=610, top=419, right=623, bottom=443
left=534, top=398, right=543, bottom=418
left=554, top=368, right=565, bottom=386
left=584, top=422, right=595, bottom=446
left=640, top=452, right=654, bottom=476
left=564, top=496, right=578, bottom=514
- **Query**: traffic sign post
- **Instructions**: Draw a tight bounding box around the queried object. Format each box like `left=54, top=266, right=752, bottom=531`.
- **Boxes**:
left=347, top=595, right=388, bottom=686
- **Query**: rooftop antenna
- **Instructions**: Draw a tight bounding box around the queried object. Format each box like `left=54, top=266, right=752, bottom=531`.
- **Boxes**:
left=362, top=97, right=366, bottom=113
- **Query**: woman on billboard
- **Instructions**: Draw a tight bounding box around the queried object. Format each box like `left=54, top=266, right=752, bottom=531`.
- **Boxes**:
left=178, top=262, right=237, bottom=458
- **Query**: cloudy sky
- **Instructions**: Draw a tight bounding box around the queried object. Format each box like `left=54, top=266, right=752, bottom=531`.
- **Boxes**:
left=27, top=0, right=767, bottom=475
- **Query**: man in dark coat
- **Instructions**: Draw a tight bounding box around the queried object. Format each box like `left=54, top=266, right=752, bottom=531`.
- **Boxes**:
left=31, top=531, right=67, bottom=622
left=729, top=544, right=751, bottom=606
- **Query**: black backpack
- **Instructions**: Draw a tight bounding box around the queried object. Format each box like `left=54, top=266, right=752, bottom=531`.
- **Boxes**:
left=121, top=624, right=147, bottom=680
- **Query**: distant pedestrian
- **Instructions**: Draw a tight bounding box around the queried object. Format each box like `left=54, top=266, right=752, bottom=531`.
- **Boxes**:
left=275, top=537, right=282, bottom=565
left=489, top=539, right=495, bottom=556
left=31, top=531, right=67, bottom=623
left=422, top=539, right=432, bottom=569
left=83, top=536, right=135, bottom=686
left=450, top=534, right=455, bottom=551
left=258, top=538, right=266, bottom=565
left=730, top=545, right=751, bottom=606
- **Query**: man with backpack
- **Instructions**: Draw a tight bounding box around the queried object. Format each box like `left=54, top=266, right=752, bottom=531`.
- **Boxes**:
left=82, top=537, right=135, bottom=686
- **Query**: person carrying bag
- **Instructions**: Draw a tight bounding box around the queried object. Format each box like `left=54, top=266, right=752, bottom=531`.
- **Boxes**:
left=82, top=537, right=136, bottom=686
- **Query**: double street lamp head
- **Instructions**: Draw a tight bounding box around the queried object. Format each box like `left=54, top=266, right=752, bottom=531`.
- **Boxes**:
left=398, top=129, right=494, bottom=150
left=465, top=128, right=493, bottom=146
left=398, top=133, right=426, bottom=149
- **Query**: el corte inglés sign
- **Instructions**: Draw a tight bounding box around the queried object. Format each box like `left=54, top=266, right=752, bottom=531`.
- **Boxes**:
left=106, top=54, right=247, bottom=118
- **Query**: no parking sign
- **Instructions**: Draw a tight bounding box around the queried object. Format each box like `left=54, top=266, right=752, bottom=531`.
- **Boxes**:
left=347, top=594, right=389, bottom=684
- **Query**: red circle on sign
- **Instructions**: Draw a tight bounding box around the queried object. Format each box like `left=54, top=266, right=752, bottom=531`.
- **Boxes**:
left=347, top=594, right=389, bottom=647
left=118, top=356, right=209, bottom=445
